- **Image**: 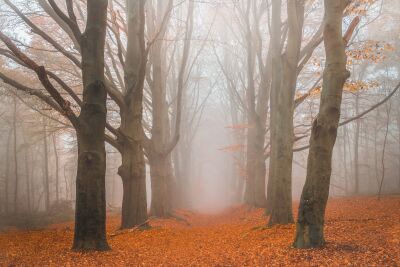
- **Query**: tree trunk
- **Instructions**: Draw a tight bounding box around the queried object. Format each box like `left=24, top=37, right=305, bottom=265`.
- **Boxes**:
left=342, top=125, right=349, bottom=195
left=117, top=0, right=148, bottom=229
left=149, top=154, right=171, bottom=217
left=397, top=112, right=400, bottom=191
left=293, top=0, right=350, bottom=248
left=4, top=129, right=11, bottom=214
left=378, top=103, right=391, bottom=199
left=353, top=93, right=360, bottom=194
left=72, top=0, right=109, bottom=251
left=118, top=111, right=148, bottom=229
left=244, top=126, right=257, bottom=206
left=267, top=0, right=304, bottom=225
left=42, top=119, right=50, bottom=211
left=52, top=133, right=60, bottom=203
left=13, top=97, right=19, bottom=214
left=24, top=143, right=31, bottom=213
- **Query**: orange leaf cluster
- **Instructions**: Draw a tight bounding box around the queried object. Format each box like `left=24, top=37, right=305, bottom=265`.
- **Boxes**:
left=344, top=80, right=380, bottom=92
left=0, top=197, right=399, bottom=266
left=347, top=40, right=395, bottom=63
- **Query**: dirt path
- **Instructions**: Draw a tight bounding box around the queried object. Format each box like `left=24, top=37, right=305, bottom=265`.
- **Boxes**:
left=0, top=196, right=399, bottom=266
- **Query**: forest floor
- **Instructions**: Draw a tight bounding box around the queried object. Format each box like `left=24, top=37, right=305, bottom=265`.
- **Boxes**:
left=0, top=196, right=399, bottom=267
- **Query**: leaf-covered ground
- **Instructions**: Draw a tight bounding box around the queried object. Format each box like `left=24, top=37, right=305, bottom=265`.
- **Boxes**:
left=1, top=196, right=399, bottom=266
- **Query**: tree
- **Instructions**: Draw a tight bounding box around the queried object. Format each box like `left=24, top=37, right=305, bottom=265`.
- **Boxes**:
left=71, top=0, right=110, bottom=251
left=118, top=0, right=148, bottom=229
left=0, top=0, right=110, bottom=250
left=267, top=0, right=304, bottom=225
left=293, top=0, right=351, bottom=248
left=144, top=0, right=194, bottom=217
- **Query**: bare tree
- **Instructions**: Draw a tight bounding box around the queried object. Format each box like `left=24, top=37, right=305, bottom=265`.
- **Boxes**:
left=294, top=0, right=351, bottom=248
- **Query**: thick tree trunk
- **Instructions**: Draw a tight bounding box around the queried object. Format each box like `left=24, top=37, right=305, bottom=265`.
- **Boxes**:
left=246, top=125, right=268, bottom=209
left=117, top=0, right=148, bottom=229
left=119, top=111, right=148, bottom=229
left=149, top=154, right=171, bottom=217
left=72, top=0, right=109, bottom=251
left=266, top=0, right=282, bottom=216
left=267, top=0, right=304, bottom=225
left=293, top=0, right=350, bottom=248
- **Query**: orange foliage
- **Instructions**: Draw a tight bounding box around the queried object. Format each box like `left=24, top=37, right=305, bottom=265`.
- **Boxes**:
left=347, top=40, right=395, bottom=63
left=344, top=80, right=380, bottom=92
left=0, top=197, right=399, bottom=266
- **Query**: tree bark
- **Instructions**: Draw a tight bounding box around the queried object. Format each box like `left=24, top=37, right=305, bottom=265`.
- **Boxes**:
left=378, top=103, right=391, bottom=199
left=267, top=0, right=304, bottom=225
left=353, top=93, right=360, bottom=194
left=24, top=141, right=31, bottom=213
left=118, top=0, right=148, bottom=229
left=72, top=0, right=110, bottom=251
left=5, top=129, right=11, bottom=214
left=52, top=133, right=60, bottom=203
left=149, top=154, right=171, bottom=217
left=42, top=119, right=50, bottom=211
left=293, top=0, right=350, bottom=248
left=12, top=96, right=19, bottom=214
left=146, top=0, right=192, bottom=217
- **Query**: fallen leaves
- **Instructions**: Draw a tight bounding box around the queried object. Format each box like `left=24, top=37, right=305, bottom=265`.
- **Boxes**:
left=0, top=196, right=399, bottom=266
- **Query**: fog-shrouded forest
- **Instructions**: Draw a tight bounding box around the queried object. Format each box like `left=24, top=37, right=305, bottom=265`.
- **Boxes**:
left=0, top=0, right=399, bottom=266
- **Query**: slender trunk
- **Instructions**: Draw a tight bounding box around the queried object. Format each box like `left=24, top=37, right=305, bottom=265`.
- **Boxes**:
left=52, top=134, right=60, bottom=203
left=343, top=125, right=349, bottom=195
left=378, top=104, right=391, bottom=199
left=5, top=130, right=11, bottom=214
left=244, top=126, right=257, bottom=206
left=294, top=0, right=350, bottom=248
left=254, top=126, right=267, bottom=207
left=353, top=93, right=360, bottom=194
left=24, top=144, right=31, bottom=213
left=63, top=164, right=69, bottom=201
left=30, top=148, right=35, bottom=210
left=42, top=119, right=50, bottom=211
left=374, top=113, right=379, bottom=187
left=13, top=97, right=19, bottom=214
left=72, top=0, right=109, bottom=251
left=397, top=113, right=400, bottom=191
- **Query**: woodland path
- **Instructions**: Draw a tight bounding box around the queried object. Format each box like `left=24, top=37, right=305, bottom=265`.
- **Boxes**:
left=0, top=196, right=399, bottom=266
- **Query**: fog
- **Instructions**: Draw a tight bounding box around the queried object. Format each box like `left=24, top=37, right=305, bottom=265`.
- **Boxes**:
left=0, top=0, right=399, bottom=232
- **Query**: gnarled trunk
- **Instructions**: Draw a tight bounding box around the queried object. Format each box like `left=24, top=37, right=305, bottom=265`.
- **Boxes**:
left=294, top=0, right=350, bottom=248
